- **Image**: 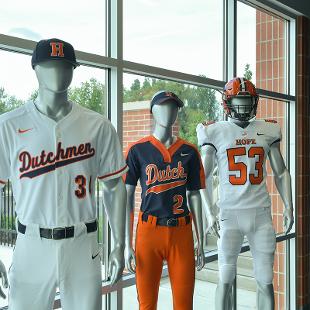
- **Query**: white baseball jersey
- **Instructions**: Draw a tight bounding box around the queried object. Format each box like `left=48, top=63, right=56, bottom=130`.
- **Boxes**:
left=197, top=119, right=281, bottom=210
left=0, top=101, right=128, bottom=227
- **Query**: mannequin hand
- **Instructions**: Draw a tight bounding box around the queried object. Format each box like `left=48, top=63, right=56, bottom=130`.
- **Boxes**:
left=125, top=246, right=136, bottom=274
left=0, top=260, right=8, bottom=299
left=206, top=213, right=220, bottom=238
left=108, top=245, right=125, bottom=286
left=195, top=243, right=205, bottom=271
left=283, top=207, right=294, bottom=234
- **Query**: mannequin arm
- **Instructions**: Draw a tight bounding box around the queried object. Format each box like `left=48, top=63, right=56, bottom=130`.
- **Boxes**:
left=0, top=260, right=7, bottom=299
left=101, top=177, right=126, bottom=285
left=200, top=145, right=220, bottom=238
left=124, top=184, right=136, bottom=273
left=187, top=190, right=205, bottom=270
left=268, top=142, right=294, bottom=234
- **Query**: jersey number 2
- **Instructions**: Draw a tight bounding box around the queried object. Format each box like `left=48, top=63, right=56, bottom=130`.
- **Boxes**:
left=173, top=195, right=184, bottom=215
left=227, top=147, right=264, bottom=185
left=75, top=175, right=92, bottom=199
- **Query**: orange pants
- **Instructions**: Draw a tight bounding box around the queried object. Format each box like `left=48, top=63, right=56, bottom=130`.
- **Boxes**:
left=135, top=214, right=195, bottom=310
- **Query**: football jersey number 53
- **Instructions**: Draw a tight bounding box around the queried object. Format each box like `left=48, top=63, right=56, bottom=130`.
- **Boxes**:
left=227, top=147, right=264, bottom=185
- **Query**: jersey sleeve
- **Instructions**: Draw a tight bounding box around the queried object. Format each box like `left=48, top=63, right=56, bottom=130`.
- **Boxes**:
left=0, top=125, right=10, bottom=187
left=97, top=122, right=128, bottom=181
left=186, top=147, right=206, bottom=190
left=265, top=120, right=282, bottom=145
left=123, top=145, right=140, bottom=186
left=271, top=123, right=282, bottom=145
left=196, top=122, right=217, bottom=151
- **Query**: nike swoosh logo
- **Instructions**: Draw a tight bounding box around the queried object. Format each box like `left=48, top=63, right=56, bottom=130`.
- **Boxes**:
left=18, top=128, right=33, bottom=134
left=180, top=153, right=189, bottom=156
left=257, top=133, right=264, bottom=136
left=220, top=219, right=228, bottom=221
left=92, top=253, right=100, bottom=260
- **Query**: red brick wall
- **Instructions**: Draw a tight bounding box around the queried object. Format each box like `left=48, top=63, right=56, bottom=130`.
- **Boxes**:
left=296, top=16, right=310, bottom=309
left=256, top=11, right=287, bottom=309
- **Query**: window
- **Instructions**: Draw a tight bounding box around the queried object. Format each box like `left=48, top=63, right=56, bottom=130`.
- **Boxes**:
left=237, top=2, right=288, bottom=94
left=1, top=0, right=106, bottom=55
left=124, top=0, right=224, bottom=80
left=0, top=0, right=297, bottom=309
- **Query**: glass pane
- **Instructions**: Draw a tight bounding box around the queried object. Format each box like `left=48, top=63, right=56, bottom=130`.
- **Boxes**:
left=0, top=50, right=35, bottom=108
left=122, top=73, right=222, bottom=257
left=124, top=0, right=223, bottom=80
left=256, top=99, right=288, bottom=235
left=237, top=2, right=287, bottom=94
left=1, top=0, right=105, bottom=55
left=0, top=50, right=107, bottom=116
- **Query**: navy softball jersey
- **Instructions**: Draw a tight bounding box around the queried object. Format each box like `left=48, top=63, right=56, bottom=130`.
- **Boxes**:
left=124, top=135, right=206, bottom=218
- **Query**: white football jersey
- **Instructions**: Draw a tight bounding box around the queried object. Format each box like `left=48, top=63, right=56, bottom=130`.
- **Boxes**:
left=0, top=101, right=128, bottom=227
left=197, top=119, right=282, bottom=210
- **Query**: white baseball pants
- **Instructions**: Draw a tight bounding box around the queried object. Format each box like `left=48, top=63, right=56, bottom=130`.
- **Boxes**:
left=8, top=221, right=102, bottom=310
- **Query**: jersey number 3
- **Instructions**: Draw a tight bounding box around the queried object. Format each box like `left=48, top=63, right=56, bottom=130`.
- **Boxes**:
left=227, top=147, right=264, bottom=185
left=75, top=175, right=92, bottom=199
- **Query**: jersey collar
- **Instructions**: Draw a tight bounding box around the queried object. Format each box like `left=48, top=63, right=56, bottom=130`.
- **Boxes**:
left=27, top=100, right=77, bottom=125
left=149, top=135, right=184, bottom=163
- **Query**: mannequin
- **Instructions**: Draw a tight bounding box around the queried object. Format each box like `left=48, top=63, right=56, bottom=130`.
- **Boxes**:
left=197, top=77, right=293, bottom=310
left=0, top=39, right=129, bottom=310
left=124, top=91, right=205, bottom=310
left=34, top=60, right=127, bottom=285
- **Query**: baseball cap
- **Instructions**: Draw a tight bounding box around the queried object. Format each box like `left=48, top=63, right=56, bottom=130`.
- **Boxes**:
left=150, top=91, right=184, bottom=113
left=31, top=38, right=80, bottom=69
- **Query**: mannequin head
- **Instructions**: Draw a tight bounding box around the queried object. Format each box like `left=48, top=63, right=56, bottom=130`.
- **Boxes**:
left=150, top=91, right=183, bottom=129
left=34, top=60, right=73, bottom=93
left=152, top=99, right=179, bottom=128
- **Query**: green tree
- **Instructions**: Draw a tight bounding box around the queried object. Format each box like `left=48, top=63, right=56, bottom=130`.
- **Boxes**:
left=123, top=77, right=220, bottom=145
left=0, top=87, right=24, bottom=114
left=244, top=63, right=253, bottom=81
left=69, top=78, right=105, bottom=114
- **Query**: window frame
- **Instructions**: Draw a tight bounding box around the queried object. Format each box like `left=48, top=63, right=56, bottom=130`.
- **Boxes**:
left=0, top=0, right=298, bottom=309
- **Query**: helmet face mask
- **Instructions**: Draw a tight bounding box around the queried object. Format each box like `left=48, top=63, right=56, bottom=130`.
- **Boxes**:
left=226, top=96, right=258, bottom=121
left=222, top=77, right=259, bottom=122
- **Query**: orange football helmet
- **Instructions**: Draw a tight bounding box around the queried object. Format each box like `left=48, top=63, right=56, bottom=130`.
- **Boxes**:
left=222, top=77, right=259, bottom=121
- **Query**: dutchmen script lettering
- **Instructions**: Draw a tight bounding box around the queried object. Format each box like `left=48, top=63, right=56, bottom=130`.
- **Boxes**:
left=19, top=142, right=95, bottom=179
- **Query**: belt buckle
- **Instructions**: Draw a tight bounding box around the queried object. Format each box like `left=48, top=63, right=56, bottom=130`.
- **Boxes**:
left=52, top=227, right=65, bottom=240
left=166, top=218, right=178, bottom=227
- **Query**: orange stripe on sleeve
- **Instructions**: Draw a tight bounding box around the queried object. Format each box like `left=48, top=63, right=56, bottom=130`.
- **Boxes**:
left=98, top=165, right=128, bottom=180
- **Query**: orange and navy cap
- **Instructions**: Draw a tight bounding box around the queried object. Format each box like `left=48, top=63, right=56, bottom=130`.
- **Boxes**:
left=31, top=38, right=80, bottom=69
left=150, top=90, right=184, bottom=113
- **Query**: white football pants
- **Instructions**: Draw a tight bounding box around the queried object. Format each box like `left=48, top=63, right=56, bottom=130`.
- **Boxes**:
left=8, top=221, right=102, bottom=310
left=217, top=207, right=276, bottom=285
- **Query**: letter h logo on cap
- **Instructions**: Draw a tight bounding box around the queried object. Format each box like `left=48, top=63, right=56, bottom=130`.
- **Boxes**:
left=50, top=42, right=65, bottom=58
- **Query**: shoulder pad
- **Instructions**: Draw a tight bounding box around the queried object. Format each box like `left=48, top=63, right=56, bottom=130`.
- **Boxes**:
left=202, top=120, right=216, bottom=127
left=264, top=119, right=277, bottom=123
